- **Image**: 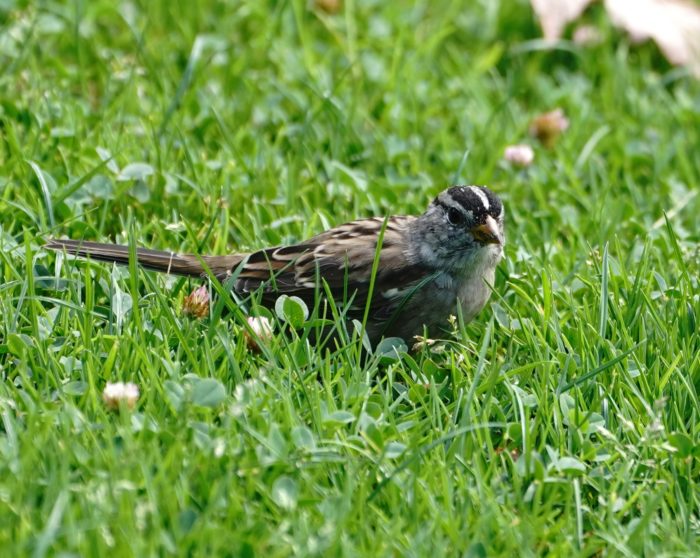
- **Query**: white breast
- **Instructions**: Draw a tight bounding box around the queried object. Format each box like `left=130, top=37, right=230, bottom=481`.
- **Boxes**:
left=378, top=245, right=502, bottom=342
left=457, top=265, right=495, bottom=322
left=443, top=245, right=501, bottom=323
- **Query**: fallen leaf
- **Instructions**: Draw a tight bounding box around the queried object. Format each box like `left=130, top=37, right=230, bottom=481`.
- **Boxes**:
left=530, top=0, right=700, bottom=76
left=605, top=0, right=700, bottom=75
left=530, top=0, right=595, bottom=41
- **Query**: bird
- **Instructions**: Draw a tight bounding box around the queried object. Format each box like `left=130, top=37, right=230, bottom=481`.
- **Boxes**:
left=45, top=185, right=505, bottom=345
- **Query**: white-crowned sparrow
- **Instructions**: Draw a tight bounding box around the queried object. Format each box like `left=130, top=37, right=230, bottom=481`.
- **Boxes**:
left=46, top=185, right=505, bottom=344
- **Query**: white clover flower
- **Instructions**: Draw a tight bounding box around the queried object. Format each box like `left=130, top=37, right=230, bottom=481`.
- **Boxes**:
left=182, top=285, right=210, bottom=319
left=244, top=316, right=274, bottom=351
left=504, top=144, right=535, bottom=167
left=530, top=108, right=570, bottom=148
left=102, top=381, right=140, bottom=411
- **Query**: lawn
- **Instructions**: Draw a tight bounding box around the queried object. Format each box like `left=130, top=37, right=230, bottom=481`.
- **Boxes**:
left=1, top=0, right=699, bottom=556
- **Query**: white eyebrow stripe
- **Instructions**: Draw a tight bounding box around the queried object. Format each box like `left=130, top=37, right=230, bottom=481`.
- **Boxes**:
left=437, top=192, right=470, bottom=215
left=469, top=186, right=489, bottom=211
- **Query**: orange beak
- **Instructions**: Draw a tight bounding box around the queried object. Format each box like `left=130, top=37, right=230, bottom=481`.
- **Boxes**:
left=470, top=216, right=501, bottom=245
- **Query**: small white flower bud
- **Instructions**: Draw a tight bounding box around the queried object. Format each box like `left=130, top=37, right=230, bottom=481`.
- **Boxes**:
left=102, top=381, right=140, bottom=411
left=504, top=144, right=535, bottom=167
left=244, top=316, right=274, bottom=351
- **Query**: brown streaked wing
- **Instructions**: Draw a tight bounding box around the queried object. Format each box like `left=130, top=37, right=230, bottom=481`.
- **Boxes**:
left=232, top=215, right=430, bottom=314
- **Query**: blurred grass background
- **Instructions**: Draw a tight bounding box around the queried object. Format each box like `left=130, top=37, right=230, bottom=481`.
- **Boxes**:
left=1, top=0, right=699, bottom=556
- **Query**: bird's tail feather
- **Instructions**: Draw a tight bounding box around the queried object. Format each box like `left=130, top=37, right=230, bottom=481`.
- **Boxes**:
left=44, top=239, right=242, bottom=281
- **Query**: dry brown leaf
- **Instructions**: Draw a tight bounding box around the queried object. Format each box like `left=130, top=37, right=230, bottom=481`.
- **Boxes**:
left=605, top=0, right=700, bottom=75
left=530, top=0, right=595, bottom=41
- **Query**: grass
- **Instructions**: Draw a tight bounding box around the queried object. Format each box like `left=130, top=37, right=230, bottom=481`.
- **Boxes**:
left=1, top=0, right=699, bottom=555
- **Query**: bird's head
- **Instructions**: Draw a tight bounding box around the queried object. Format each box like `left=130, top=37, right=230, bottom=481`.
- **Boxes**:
left=411, top=185, right=505, bottom=270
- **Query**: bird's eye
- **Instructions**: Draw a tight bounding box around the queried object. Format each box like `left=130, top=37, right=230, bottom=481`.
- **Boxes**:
left=447, top=208, right=465, bottom=226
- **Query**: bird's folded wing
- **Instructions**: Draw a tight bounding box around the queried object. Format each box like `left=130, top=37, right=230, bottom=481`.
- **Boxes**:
left=233, top=216, right=432, bottom=316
